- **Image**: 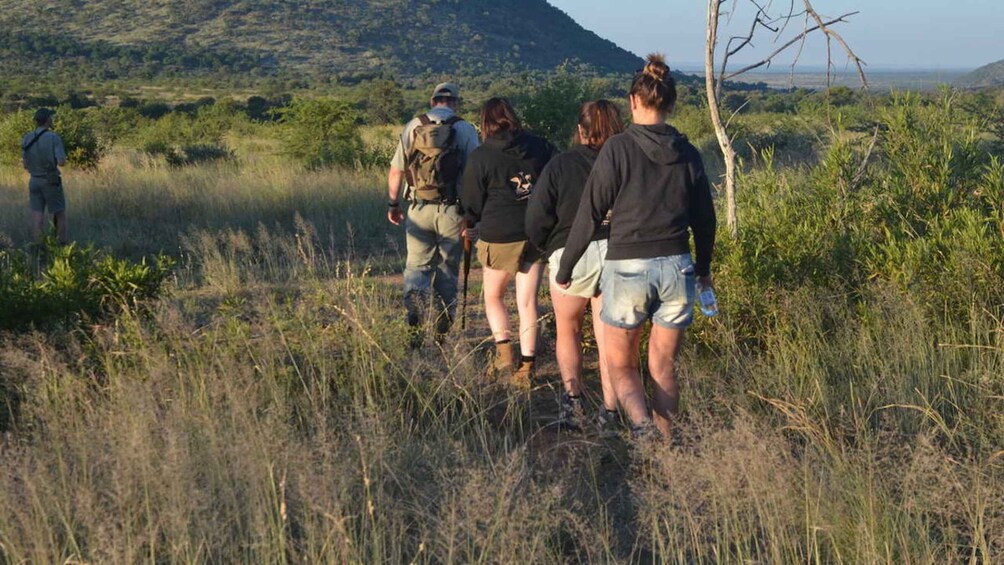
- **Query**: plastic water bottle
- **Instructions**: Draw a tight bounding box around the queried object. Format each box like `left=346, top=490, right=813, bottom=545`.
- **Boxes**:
left=698, top=283, right=719, bottom=317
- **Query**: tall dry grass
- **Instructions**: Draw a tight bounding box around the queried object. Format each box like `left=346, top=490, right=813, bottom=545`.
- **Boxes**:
left=1, top=102, right=1002, bottom=562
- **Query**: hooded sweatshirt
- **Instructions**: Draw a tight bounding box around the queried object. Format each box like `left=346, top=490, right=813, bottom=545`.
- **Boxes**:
left=462, top=131, right=557, bottom=243
left=556, top=123, right=716, bottom=283
left=525, top=144, right=609, bottom=258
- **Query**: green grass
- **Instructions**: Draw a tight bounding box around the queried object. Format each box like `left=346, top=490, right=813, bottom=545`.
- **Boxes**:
left=0, top=93, right=1002, bottom=563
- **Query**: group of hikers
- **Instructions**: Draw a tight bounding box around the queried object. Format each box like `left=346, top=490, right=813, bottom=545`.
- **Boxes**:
left=387, top=55, right=717, bottom=438
left=18, top=54, right=715, bottom=439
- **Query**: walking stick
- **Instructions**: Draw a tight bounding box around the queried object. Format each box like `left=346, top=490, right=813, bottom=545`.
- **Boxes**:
left=461, top=234, right=472, bottom=330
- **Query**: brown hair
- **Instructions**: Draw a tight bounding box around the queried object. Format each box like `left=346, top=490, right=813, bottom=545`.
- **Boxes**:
left=629, top=53, right=677, bottom=113
left=574, top=99, right=624, bottom=149
left=479, top=97, right=522, bottom=140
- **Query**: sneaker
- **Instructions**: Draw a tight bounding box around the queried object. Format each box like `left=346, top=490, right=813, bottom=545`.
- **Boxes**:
left=596, top=408, right=621, bottom=435
left=556, top=393, right=586, bottom=430
left=629, top=421, right=658, bottom=442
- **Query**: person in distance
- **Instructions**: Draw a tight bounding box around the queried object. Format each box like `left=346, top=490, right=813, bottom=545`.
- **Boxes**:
left=526, top=100, right=624, bottom=431
left=555, top=54, right=717, bottom=439
left=462, top=97, right=557, bottom=388
left=21, top=108, right=69, bottom=245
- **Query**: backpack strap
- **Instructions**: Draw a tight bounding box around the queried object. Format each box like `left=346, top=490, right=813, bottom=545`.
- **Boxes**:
left=418, top=114, right=432, bottom=126
left=21, top=129, right=47, bottom=153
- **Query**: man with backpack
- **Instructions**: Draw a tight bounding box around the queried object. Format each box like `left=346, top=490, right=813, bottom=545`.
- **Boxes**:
left=387, top=82, right=480, bottom=346
left=21, top=108, right=69, bottom=245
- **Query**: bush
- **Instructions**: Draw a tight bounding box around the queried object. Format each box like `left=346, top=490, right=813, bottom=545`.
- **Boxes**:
left=514, top=68, right=600, bottom=148
left=0, top=241, right=174, bottom=332
left=280, top=97, right=366, bottom=169
left=0, top=107, right=106, bottom=169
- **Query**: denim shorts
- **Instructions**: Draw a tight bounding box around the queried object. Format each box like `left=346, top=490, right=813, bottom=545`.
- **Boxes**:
left=599, top=254, right=696, bottom=330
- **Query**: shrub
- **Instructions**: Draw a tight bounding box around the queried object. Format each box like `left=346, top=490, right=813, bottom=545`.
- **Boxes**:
left=0, top=241, right=174, bottom=332
left=514, top=68, right=600, bottom=148
left=279, top=97, right=366, bottom=169
left=0, top=107, right=106, bottom=169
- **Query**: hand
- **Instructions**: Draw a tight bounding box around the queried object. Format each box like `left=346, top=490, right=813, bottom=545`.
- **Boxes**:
left=462, top=224, right=478, bottom=242
left=387, top=206, right=404, bottom=226
left=697, top=275, right=713, bottom=290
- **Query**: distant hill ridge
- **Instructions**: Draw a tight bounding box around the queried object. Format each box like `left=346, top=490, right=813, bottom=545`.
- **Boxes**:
left=0, top=0, right=643, bottom=81
left=956, top=59, right=1004, bottom=88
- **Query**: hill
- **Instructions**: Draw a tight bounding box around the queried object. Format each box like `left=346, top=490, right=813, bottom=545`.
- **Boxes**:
left=0, top=0, right=643, bottom=83
left=956, top=59, right=1004, bottom=88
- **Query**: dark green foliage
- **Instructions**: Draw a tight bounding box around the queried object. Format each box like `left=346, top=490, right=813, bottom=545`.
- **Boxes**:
left=364, top=79, right=408, bottom=125
left=280, top=98, right=367, bottom=169
left=514, top=69, right=602, bottom=148
left=0, top=1, right=641, bottom=84
left=0, top=107, right=106, bottom=169
left=0, top=241, right=174, bottom=332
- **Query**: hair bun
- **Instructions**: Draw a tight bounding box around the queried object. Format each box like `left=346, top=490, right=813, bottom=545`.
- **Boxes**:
left=643, top=53, right=670, bottom=82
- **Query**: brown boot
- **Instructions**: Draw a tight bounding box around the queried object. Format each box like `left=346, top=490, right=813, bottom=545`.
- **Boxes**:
left=490, top=341, right=515, bottom=379
left=511, top=358, right=534, bottom=391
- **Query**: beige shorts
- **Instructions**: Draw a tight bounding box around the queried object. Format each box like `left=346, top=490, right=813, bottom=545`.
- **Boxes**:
left=477, top=240, right=539, bottom=276
left=548, top=240, right=607, bottom=299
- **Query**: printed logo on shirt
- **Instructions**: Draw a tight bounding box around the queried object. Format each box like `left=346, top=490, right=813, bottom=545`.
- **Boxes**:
left=510, top=172, right=535, bottom=201
left=601, top=210, right=612, bottom=226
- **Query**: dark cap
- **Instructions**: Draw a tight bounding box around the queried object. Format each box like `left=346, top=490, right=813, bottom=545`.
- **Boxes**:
left=430, top=82, right=460, bottom=105
left=34, top=108, right=56, bottom=123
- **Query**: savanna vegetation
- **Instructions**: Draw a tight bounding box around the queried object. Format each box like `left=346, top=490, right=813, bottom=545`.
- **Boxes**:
left=0, top=74, right=1002, bottom=564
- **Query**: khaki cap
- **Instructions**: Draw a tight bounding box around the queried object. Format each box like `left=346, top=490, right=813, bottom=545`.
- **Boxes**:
left=430, top=82, right=460, bottom=105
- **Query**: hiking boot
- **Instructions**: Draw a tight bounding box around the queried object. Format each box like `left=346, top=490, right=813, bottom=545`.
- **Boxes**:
left=511, top=358, right=534, bottom=391
left=433, top=311, right=453, bottom=345
left=556, top=392, right=587, bottom=430
left=489, top=341, right=515, bottom=380
left=596, top=407, right=621, bottom=435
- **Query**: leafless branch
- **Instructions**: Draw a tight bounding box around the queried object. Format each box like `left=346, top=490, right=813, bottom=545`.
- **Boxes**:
left=722, top=12, right=859, bottom=81
left=802, top=0, right=869, bottom=89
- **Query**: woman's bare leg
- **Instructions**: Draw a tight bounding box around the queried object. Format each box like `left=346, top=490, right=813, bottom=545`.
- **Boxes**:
left=591, top=295, right=617, bottom=412
left=549, top=281, right=589, bottom=395
left=514, top=262, right=544, bottom=357
left=482, top=267, right=513, bottom=342
left=604, top=324, right=647, bottom=426
left=648, top=325, right=685, bottom=437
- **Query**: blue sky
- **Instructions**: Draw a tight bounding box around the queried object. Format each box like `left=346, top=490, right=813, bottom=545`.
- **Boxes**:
left=547, top=0, right=1002, bottom=71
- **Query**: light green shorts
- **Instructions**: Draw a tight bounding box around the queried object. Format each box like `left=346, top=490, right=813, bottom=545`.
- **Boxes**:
left=548, top=240, right=608, bottom=299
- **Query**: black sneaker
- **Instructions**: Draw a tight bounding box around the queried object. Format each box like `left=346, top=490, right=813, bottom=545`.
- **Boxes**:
left=556, top=392, right=586, bottom=430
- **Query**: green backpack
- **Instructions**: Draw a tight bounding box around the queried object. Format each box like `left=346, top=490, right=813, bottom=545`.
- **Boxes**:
left=405, top=114, right=463, bottom=202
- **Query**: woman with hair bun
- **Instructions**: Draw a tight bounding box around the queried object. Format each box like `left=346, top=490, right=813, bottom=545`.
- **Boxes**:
left=555, top=55, right=717, bottom=439
left=463, top=97, right=558, bottom=388
left=526, top=100, right=624, bottom=430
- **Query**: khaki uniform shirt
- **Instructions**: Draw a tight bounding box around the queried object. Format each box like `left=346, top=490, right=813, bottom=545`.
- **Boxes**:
left=22, top=128, right=66, bottom=178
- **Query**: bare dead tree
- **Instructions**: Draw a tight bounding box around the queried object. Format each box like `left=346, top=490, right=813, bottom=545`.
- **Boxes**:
left=705, top=0, right=868, bottom=237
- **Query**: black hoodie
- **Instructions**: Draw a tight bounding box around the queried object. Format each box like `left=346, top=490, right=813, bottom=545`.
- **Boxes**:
left=556, top=123, right=716, bottom=283
left=525, top=144, right=609, bottom=258
left=462, top=131, right=557, bottom=243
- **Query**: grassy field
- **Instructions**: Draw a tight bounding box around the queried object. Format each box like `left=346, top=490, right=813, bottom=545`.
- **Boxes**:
left=0, top=94, right=1002, bottom=564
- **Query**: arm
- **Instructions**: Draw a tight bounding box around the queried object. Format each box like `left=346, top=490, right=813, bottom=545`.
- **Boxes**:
left=556, top=145, right=619, bottom=285
left=689, top=154, right=717, bottom=279
left=54, top=137, right=67, bottom=167
left=387, top=137, right=407, bottom=225
left=460, top=153, right=486, bottom=227
left=525, top=160, right=560, bottom=253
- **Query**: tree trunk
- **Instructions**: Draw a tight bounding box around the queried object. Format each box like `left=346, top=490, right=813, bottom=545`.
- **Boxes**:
left=706, top=0, right=739, bottom=238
